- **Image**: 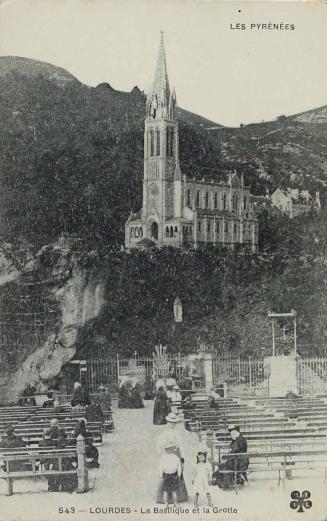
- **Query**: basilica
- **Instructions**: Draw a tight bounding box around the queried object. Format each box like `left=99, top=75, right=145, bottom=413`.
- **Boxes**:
left=125, top=35, right=258, bottom=252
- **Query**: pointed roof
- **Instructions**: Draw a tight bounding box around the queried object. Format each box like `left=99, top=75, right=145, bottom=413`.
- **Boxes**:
left=151, top=32, right=170, bottom=106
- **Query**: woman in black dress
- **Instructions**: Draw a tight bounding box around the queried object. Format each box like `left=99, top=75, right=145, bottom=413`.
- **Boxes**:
left=153, top=387, right=170, bottom=425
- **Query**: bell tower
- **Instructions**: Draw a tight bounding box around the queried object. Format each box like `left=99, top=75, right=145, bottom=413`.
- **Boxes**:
left=142, top=32, right=180, bottom=242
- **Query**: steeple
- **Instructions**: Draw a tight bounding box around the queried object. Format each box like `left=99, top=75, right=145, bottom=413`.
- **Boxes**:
left=146, top=32, right=176, bottom=120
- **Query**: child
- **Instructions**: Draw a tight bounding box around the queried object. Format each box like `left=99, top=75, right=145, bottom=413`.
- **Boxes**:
left=192, top=448, right=213, bottom=507
left=158, top=443, right=182, bottom=507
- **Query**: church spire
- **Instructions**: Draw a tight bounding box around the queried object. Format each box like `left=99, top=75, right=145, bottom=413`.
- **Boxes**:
left=152, top=32, right=170, bottom=104
left=146, top=32, right=176, bottom=120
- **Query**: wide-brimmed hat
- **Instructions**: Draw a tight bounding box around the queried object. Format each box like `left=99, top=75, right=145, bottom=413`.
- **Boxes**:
left=166, top=378, right=176, bottom=388
left=165, top=412, right=180, bottom=423
left=197, top=444, right=208, bottom=454
left=228, top=424, right=240, bottom=432
left=163, top=440, right=177, bottom=449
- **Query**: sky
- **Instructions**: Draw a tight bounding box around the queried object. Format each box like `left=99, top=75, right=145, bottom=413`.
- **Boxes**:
left=0, top=0, right=327, bottom=127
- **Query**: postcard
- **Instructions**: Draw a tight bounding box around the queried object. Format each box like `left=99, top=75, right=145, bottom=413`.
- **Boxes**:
left=0, top=1, right=327, bottom=520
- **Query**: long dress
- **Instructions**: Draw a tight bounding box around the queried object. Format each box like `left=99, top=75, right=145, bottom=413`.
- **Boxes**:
left=156, top=429, right=188, bottom=503
left=130, top=386, right=144, bottom=409
left=118, top=383, right=132, bottom=408
left=153, top=390, right=170, bottom=425
left=193, top=462, right=212, bottom=495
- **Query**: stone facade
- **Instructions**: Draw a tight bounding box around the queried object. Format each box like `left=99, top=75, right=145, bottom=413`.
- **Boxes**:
left=125, top=34, right=258, bottom=252
left=271, top=188, right=320, bottom=218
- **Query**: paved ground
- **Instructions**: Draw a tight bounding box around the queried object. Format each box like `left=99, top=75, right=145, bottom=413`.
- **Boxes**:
left=1, top=400, right=326, bottom=521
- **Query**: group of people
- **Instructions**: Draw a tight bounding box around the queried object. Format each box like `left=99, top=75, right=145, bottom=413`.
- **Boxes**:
left=156, top=411, right=214, bottom=508
left=153, top=378, right=183, bottom=425
left=118, top=378, right=144, bottom=409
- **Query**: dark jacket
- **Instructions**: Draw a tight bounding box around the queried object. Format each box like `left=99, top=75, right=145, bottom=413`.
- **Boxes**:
left=229, top=434, right=249, bottom=472
left=153, top=389, right=170, bottom=425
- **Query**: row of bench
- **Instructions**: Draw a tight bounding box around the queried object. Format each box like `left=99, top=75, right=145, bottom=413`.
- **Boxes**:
left=182, top=394, right=327, bottom=490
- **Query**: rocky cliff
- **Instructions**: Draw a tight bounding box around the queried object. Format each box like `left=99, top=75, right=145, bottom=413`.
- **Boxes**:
left=0, top=237, right=106, bottom=404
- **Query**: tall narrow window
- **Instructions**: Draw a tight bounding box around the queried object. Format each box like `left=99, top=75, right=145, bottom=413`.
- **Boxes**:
left=166, top=128, right=174, bottom=157
left=233, top=223, right=237, bottom=234
left=187, top=190, right=191, bottom=207
left=244, top=196, right=247, bottom=210
left=150, top=130, right=154, bottom=156
left=156, top=130, right=160, bottom=156
left=196, top=191, right=200, bottom=208
left=216, top=221, right=220, bottom=233
left=223, top=193, right=227, bottom=210
left=198, top=221, right=201, bottom=232
left=225, top=221, right=228, bottom=233
left=214, top=193, right=218, bottom=209
left=205, top=192, right=209, bottom=208
left=207, top=220, right=211, bottom=232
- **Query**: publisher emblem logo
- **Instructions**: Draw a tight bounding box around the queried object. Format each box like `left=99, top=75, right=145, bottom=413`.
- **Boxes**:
left=290, top=490, right=312, bottom=513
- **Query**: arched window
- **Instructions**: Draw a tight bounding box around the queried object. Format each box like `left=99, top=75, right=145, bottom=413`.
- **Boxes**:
left=214, top=193, right=218, bottom=209
left=135, top=228, right=139, bottom=238
left=174, top=226, right=178, bottom=236
left=149, top=129, right=154, bottom=156
left=205, top=192, right=209, bottom=208
left=187, top=190, right=191, bottom=207
left=156, top=130, right=160, bottom=156
left=170, top=226, right=174, bottom=237
left=223, top=193, right=227, bottom=210
left=151, top=222, right=158, bottom=240
left=130, top=227, right=134, bottom=238
left=139, top=227, right=143, bottom=238
left=196, top=191, right=200, bottom=208
left=166, top=227, right=169, bottom=237
left=244, top=196, right=247, bottom=210
left=233, top=223, right=237, bottom=234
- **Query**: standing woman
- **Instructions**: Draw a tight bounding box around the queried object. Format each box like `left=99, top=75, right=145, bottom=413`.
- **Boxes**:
left=156, top=412, right=188, bottom=503
left=153, top=386, right=170, bottom=425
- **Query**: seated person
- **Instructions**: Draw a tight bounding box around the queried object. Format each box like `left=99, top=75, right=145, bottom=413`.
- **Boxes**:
left=213, top=425, right=249, bottom=489
left=71, top=382, right=91, bottom=408
left=85, top=400, right=104, bottom=423
left=0, top=425, right=26, bottom=472
left=42, top=391, right=55, bottom=408
left=208, top=387, right=222, bottom=409
left=19, top=383, right=37, bottom=406
left=73, top=418, right=99, bottom=468
left=98, top=385, right=112, bottom=410
left=55, top=435, right=78, bottom=492
left=0, top=424, right=25, bottom=449
left=49, top=418, right=64, bottom=441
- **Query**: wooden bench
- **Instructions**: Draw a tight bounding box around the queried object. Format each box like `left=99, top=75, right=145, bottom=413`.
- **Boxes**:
left=0, top=435, right=89, bottom=496
left=220, top=448, right=327, bottom=491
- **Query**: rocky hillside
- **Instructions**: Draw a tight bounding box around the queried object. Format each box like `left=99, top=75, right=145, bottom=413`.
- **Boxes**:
left=0, top=56, right=327, bottom=246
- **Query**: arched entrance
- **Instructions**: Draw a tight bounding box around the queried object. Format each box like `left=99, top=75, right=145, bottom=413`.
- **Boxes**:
left=150, top=221, right=158, bottom=240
